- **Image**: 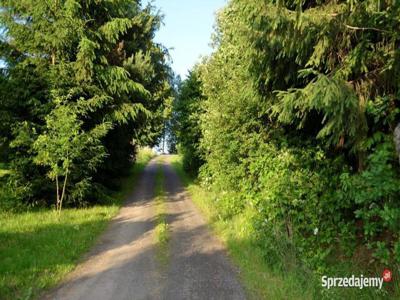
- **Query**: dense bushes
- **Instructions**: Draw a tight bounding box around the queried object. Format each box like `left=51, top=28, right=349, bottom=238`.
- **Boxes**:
left=175, top=0, right=400, bottom=278
left=0, top=1, right=172, bottom=209
left=172, top=70, right=204, bottom=176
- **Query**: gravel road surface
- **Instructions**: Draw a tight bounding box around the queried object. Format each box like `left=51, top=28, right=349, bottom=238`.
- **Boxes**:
left=43, top=156, right=246, bottom=300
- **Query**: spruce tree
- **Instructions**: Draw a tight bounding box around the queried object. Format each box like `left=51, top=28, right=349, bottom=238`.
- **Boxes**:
left=196, top=0, right=400, bottom=270
left=0, top=0, right=172, bottom=207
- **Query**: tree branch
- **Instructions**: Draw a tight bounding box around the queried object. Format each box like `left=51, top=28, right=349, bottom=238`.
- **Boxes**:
left=59, top=170, right=68, bottom=214
left=344, top=24, right=389, bottom=33
left=55, top=175, right=60, bottom=211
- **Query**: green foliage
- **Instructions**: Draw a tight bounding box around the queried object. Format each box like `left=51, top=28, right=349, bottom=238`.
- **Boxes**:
left=0, top=0, right=172, bottom=208
left=274, top=73, right=366, bottom=150
left=0, top=165, right=21, bottom=212
left=174, top=0, right=400, bottom=293
left=34, top=98, right=110, bottom=210
left=337, top=136, right=400, bottom=265
left=171, top=155, right=318, bottom=299
left=172, top=69, right=205, bottom=175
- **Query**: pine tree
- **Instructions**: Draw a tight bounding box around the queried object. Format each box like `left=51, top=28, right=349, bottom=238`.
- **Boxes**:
left=0, top=0, right=172, bottom=207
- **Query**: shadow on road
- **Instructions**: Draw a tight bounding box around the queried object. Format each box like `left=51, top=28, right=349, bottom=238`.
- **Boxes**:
left=40, top=157, right=245, bottom=300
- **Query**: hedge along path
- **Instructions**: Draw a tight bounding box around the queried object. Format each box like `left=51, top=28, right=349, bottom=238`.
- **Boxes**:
left=43, top=156, right=245, bottom=300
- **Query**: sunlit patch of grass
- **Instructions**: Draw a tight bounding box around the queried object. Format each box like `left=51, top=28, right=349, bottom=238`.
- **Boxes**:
left=136, top=147, right=157, bottom=165
left=0, top=163, right=11, bottom=178
left=0, top=148, right=155, bottom=300
left=0, top=169, right=10, bottom=177
left=0, top=207, right=118, bottom=300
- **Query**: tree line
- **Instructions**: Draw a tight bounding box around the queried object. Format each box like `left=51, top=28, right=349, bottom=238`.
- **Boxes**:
left=0, top=0, right=173, bottom=210
left=173, top=0, right=400, bottom=277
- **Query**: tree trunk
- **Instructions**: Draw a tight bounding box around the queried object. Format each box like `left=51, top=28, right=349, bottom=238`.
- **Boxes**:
left=55, top=175, right=60, bottom=211
left=59, top=168, right=68, bottom=214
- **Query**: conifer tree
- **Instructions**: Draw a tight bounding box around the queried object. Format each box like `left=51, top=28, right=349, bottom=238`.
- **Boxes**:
left=194, top=0, right=400, bottom=270
left=0, top=0, right=172, bottom=207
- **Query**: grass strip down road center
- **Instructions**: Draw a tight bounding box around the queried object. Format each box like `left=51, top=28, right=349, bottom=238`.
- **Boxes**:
left=154, top=159, right=170, bottom=267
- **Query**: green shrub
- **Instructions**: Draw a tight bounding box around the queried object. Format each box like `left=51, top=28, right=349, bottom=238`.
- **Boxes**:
left=172, top=70, right=205, bottom=176
left=191, top=0, right=400, bottom=283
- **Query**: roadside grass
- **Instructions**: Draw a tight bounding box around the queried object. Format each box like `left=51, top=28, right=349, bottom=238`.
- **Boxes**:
left=169, top=155, right=399, bottom=300
left=154, top=158, right=170, bottom=267
left=0, top=148, right=155, bottom=300
left=0, top=207, right=119, bottom=300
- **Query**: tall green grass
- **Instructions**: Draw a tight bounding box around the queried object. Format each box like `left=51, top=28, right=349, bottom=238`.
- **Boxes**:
left=0, top=148, right=155, bottom=300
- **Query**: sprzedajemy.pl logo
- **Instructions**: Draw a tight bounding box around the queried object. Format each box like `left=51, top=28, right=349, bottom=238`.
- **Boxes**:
left=321, top=269, right=392, bottom=290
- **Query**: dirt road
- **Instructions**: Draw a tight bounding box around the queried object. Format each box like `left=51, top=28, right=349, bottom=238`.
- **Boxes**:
left=43, top=156, right=246, bottom=300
